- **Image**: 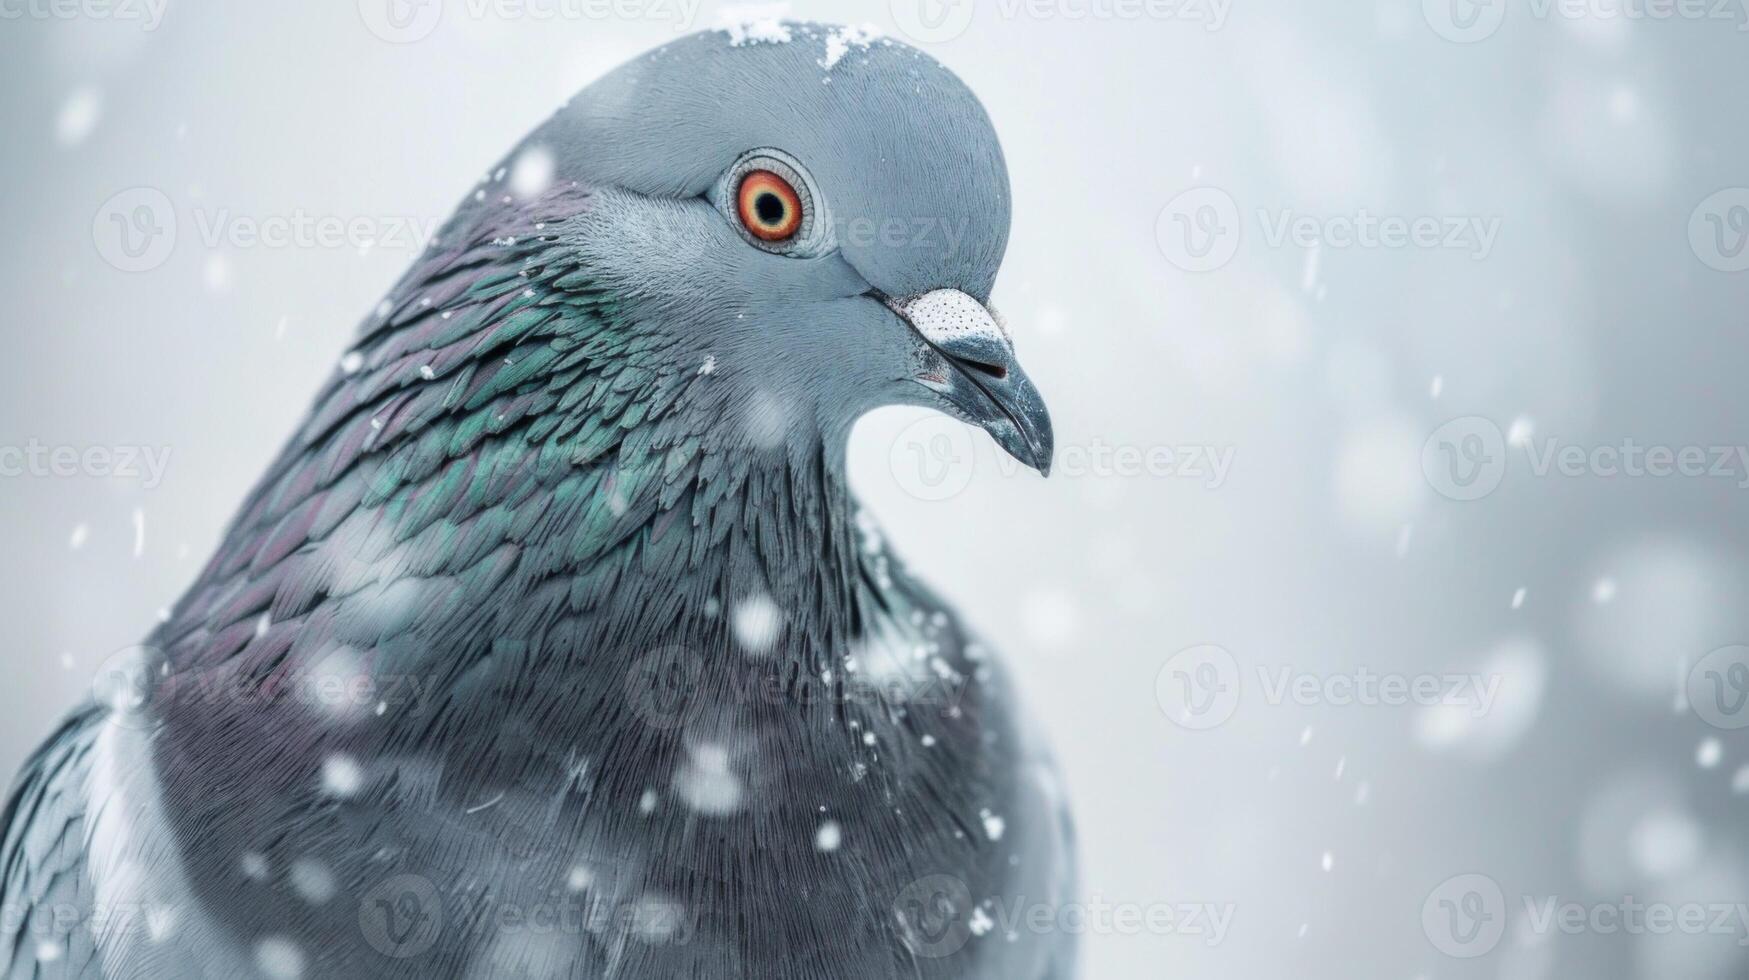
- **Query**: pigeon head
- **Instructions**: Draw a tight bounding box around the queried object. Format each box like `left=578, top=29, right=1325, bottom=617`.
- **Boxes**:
left=473, top=25, right=1052, bottom=474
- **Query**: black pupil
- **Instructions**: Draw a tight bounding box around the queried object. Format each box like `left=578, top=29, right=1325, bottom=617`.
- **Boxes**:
left=755, top=192, right=787, bottom=226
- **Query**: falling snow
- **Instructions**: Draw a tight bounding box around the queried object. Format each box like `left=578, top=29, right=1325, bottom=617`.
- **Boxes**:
left=204, top=254, right=231, bottom=292
left=567, top=865, right=593, bottom=891
left=56, top=86, right=102, bottom=146
left=254, top=937, right=305, bottom=980
left=320, top=754, right=363, bottom=797
left=510, top=144, right=556, bottom=200
left=1630, top=807, right=1702, bottom=878
left=815, top=820, right=843, bottom=852
left=672, top=742, right=745, bottom=816
left=144, top=905, right=178, bottom=943
left=731, top=593, right=783, bottom=654
left=979, top=808, right=1006, bottom=842
left=288, top=858, right=337, bottom=904
left=1697, top=738, right=1722, bottom=770
left=1506, top=415, right=1535, bottom=447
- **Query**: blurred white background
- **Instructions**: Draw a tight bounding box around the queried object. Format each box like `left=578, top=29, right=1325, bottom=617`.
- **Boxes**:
left=4, top=0, right=1749, bottom=977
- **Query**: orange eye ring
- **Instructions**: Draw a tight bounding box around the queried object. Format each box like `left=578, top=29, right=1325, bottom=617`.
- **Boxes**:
left=737, top=170, right=805, bottom=242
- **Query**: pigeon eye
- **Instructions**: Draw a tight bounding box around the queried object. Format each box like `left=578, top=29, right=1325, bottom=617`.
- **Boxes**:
left=713, top=149, right=836, bottom=258
left=738, top=171, right=803, bottom=241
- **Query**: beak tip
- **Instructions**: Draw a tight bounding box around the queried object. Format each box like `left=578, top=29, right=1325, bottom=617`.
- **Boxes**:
left=1032, top=436, right=1054, bottom=478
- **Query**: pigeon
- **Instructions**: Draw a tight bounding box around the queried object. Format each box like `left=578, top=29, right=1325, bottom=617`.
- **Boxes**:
left=2, top=23, right=1076, bottom=980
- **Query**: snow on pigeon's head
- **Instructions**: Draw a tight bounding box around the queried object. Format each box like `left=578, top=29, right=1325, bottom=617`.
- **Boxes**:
left=477, top=22, right=1053, bottom=473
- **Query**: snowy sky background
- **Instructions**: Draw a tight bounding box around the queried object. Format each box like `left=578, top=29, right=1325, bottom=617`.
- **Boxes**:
left=3, top=1, right=1749, bottom=977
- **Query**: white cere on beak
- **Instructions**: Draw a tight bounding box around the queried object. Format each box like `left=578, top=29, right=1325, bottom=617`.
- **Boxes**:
left=886, top=289, right=1013, bottom=350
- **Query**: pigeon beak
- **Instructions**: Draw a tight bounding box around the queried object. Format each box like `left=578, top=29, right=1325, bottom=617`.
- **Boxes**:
left=885, top=289, right=1055, bottom=476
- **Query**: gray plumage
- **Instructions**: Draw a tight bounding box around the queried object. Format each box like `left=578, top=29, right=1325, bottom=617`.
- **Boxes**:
left=2, top=24, right=1075, bottom=979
